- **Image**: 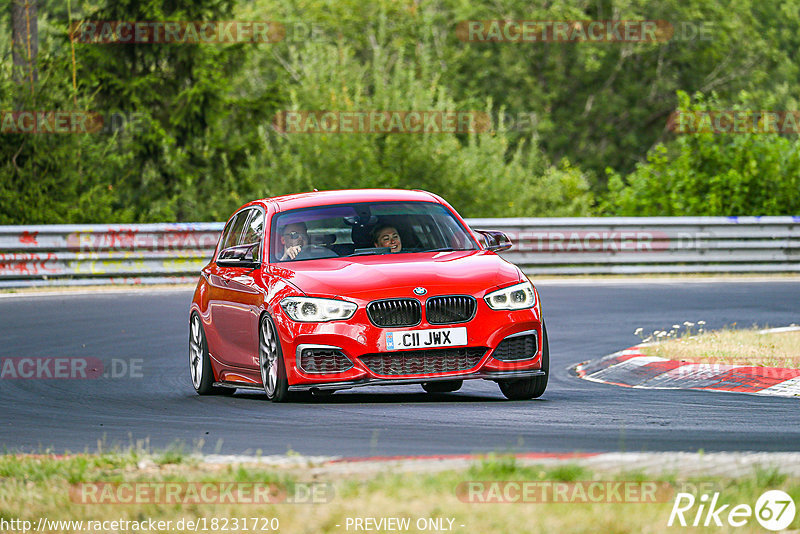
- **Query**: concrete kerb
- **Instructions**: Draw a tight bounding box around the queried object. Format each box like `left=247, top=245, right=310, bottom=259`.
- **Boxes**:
left=193, top=452, right=800, bottom=478
left=12, top=451, right=800, bottom=478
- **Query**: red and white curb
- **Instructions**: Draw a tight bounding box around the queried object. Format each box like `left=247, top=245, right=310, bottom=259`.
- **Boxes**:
left=574, top=346, right=800, bottom=398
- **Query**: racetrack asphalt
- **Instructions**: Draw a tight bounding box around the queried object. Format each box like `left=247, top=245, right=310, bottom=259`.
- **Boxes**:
left=1, top=281, right=798, bottom=456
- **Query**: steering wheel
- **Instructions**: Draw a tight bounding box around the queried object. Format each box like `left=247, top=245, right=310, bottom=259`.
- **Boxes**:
left=295, top=245, right=338, bottom=260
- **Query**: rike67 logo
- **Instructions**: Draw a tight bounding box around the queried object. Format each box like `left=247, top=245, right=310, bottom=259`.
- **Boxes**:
left=668, top=490, right=796, bottom=531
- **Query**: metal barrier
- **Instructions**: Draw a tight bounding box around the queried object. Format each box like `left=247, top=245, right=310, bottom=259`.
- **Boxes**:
left=468, top=216, right=800, bottom=275
left=0, top=223, right=221, bottom=288
left=1, top=217, right=798, bottom=287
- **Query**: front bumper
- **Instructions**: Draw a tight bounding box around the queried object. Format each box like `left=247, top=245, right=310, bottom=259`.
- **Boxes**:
left=273, top=300, right=544, bottom=387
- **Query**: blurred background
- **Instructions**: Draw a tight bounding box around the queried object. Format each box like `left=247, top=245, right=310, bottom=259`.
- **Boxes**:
left=2, top=0, right=798, bottom=224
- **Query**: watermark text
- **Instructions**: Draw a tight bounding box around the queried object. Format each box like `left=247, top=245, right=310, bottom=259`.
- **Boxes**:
left=273, top=111, right=490, bottom=134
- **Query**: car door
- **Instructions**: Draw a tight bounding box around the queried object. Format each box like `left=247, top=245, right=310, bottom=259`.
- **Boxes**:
left=214, top=208, right=266, bottom=371
left=205, top=208, right=260, bottom=372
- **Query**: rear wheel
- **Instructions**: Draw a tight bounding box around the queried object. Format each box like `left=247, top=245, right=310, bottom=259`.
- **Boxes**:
left=189, top=313, right=234, bottom=395
left=498, top=322, right=549, bottom=400
left=422, top=380, right=463, bottom=393
left=259, top=314, right=290, bottom=402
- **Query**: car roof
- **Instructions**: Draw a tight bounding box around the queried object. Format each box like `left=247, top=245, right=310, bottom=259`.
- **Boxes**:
left=256, top=189, right=443, bottom=212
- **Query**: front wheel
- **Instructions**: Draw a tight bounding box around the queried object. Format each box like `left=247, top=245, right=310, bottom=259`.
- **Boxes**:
left=498, top=322, right=549, bottom=400
left=259, top=314, right=290, bottom=402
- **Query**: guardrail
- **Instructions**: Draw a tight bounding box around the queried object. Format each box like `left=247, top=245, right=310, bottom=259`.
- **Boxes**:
left=0, top=217, right=798, bottom=287
left=468, top=216, right=800, bottom=275
left=0, top=223, right=221, bottom=288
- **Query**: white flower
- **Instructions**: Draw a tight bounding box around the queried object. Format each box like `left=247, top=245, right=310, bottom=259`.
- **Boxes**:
left=698, top=320, right=706, bottom=325
left=672, top=324, right=680, bottom=330
left=683, top=321, right=695, bottom=327
left=634, top=327, right=643, bottom=335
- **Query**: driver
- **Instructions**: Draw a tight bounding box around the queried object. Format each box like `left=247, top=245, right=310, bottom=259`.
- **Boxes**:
left=280, top=222, right=309, bottom=260
left=373, top=225, right=402, bottom=253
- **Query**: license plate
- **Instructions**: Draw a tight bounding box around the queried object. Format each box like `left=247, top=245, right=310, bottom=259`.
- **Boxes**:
left=385, top=327, right=467, bottom=351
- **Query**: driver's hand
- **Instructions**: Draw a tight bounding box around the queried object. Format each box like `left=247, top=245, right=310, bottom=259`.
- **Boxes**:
left=282, top=245, right=302, bottom=260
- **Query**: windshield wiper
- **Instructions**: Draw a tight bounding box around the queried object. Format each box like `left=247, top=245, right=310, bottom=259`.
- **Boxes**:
left=423, top=247, right=456, bottom=253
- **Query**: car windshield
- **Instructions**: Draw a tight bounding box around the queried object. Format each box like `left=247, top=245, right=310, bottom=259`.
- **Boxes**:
left=270, top=201, right=479, bottom=263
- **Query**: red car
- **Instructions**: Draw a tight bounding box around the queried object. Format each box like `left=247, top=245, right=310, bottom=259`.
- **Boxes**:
left=189, top=189, right=548, bottom=401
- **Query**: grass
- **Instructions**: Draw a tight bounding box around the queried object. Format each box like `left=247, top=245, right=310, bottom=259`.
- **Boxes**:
left=640, top=327, right=800, bottom=368
left=1, top=452, right=799, bottom=533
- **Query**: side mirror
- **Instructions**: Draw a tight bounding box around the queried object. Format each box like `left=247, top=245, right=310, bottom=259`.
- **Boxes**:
left=474, top=230, right=513, bottom=252
left=217, top=243, right=261, bottom=268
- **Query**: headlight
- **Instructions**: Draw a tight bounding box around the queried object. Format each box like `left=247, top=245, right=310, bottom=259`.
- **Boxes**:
left=484, top=281, right=536, bottom=310
left=280, top=297, right=357, bottom=322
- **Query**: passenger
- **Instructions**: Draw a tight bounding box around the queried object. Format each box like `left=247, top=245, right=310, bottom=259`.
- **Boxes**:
left=280, top=222, right=309, bottom=260
left=373, top=225, right=402, bottom=253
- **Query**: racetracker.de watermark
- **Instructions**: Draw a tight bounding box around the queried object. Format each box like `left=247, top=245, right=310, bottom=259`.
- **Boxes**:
left=0, top=357, right=143, bottom=379
left=1, top=111, right=146, bottom=134
left=69, top=21, right=285, bottom=44
left=273, top=111, right=491, bottom=134
left=668, top=110, right=800, bottom=134
left=70, top=482, right=333, bottom=504
left=66, top=228, right=220, bottom=252
left=503, top=230, right=714, bottom=253
left=456, top=20, right=672, bottom=43
left=457, top=481, right=675, bottom=503
left=456, top=20, right=712, bottom=43
left=668, top=359, right=800, bottom=380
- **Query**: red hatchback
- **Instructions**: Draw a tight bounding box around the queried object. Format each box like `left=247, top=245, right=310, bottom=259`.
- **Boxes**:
left=189, top=189, right=548, bottom=401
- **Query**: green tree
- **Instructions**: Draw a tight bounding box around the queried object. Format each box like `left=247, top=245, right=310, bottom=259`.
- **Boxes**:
left=603, top=91, right=800, bottom=215
left=70, top=0, right=282, bottom=221
left=234, top=18, right=592, bottom=217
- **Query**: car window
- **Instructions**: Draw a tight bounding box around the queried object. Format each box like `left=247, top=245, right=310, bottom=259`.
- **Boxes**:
left=270, top=201, right=479, bottom=262
left=219, top=210, right=250, bottom=252
left=241, top=209, right=264, bottom=260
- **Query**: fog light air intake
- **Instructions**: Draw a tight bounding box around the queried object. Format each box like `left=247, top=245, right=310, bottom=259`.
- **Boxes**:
left=492, top=331, right=538, bottom=361
left=297, top=345, right=353, bottom=374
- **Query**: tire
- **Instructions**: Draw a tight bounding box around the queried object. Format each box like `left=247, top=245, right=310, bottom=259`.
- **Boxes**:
left=189, top=313, right=235, bottom=395
left=422, top=380, right=463, bottom=393
left=259, top=314, right=290, bottom=402
left=498, top=322, right=549, bottom=400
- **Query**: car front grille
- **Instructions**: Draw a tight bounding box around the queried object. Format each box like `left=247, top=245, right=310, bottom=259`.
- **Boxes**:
left=366, top=299, right=421, bottom=327
left=492, top=334, right=538, bottom=361
left=426, top=295, right=477, bottom=324
left=360, top=347, right=487, bottom=376
left=298, top=347, right=353, bottom=374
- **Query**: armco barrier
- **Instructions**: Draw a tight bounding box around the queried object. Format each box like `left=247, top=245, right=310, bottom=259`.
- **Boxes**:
left=0, top=223, right=221, bottom=288
left=0, top=217, right=798, bottom=287
left=467, top=216, right=800, bottom=275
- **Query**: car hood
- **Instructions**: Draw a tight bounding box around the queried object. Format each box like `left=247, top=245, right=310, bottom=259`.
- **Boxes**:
left=269, top=250, right=522, bottom=300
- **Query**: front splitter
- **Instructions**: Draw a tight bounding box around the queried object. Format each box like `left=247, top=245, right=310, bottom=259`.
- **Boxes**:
left=287, top=369, right=546, bottom=392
